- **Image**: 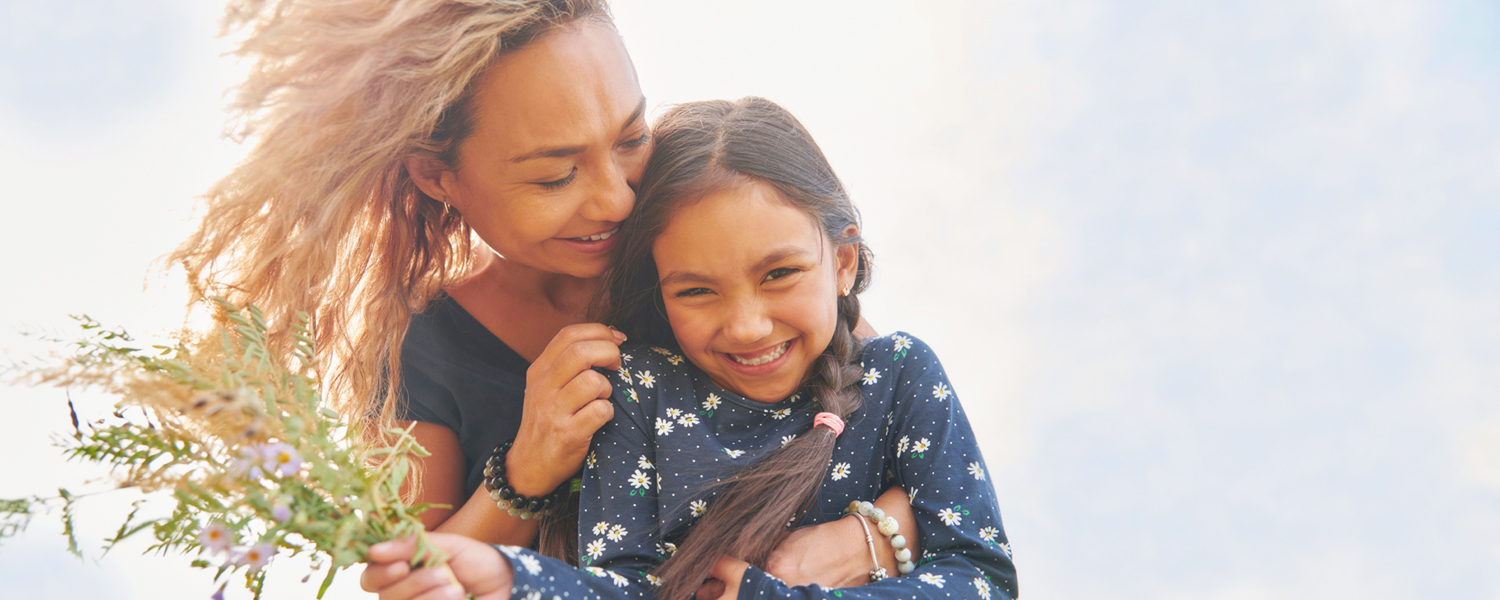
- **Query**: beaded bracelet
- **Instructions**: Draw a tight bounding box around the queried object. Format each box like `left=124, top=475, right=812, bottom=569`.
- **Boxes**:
left=845, top=500, right=916, bottom=579
left=482, top=440, right=572, bottom=520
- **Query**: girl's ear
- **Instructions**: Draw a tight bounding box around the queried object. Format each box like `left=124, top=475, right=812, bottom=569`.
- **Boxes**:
left=403, top=156, right=460, bottom=207
left=834, top=224, right=860, bottom=296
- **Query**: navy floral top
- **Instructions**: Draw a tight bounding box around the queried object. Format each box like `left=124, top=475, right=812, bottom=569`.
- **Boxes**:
left=500, top=333, right=1018, bottom=600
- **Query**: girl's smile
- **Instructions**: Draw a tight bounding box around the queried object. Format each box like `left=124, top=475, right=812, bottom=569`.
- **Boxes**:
left=652, top=180, right=858, bottom=402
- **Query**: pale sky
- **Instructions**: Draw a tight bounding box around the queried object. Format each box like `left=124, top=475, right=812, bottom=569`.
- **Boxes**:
left=2, top=1, right=1498, bottom=598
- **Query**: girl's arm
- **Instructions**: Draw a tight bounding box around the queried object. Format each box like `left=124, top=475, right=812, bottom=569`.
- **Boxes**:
left=733, top=334, right=1019, bottom=600
left=764, top=485, right=920, bottom=588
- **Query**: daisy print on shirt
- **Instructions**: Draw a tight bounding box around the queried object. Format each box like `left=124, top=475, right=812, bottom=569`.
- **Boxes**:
left=487, top=332, right=1018, bottom=600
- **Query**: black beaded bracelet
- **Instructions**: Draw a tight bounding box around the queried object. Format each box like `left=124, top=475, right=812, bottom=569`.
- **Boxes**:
left=482, top=440, right=572, bottom=520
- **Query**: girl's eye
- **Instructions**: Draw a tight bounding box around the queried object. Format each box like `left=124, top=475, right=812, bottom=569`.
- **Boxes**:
left=765, top=267, right=801, bottom=281
left=539, top=168, right=577, bottom=190
left=674, top=287, right=711, bottom=298
left=621, top=131, right=651, bottom=149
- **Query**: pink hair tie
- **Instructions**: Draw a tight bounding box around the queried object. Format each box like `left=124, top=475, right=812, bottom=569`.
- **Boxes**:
left=812, top=412, right=845, bottom=437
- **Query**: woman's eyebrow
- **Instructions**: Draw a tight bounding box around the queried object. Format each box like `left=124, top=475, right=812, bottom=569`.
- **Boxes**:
left=620, top=96, right=646, bottom=131
left=511, top=97, right=648, bottom=163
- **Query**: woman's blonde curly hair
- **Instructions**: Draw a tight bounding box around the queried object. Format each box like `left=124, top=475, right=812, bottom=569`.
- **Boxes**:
left=170, top=0, right=612, bottom=441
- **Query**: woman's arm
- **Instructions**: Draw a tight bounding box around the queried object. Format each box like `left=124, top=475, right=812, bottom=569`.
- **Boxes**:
left=403, top=422, right=542, bottom=545
left=405, top=324, right=622, bottom=544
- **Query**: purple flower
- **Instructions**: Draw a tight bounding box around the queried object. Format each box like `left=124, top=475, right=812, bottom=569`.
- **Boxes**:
left=271, top=500, right=292, bottom=523
left=199, top=521, right=235, bottom=553
left=211, top=582, right=227, bottom=600
left=236, top=541, right=275, bottom=571
left=232, top=445, right=267, bottom=479
left=260, top=443, right=303, bottom=477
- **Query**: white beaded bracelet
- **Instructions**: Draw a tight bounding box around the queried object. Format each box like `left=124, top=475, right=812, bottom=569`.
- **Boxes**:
left=844, top=500, right=916, bottom=579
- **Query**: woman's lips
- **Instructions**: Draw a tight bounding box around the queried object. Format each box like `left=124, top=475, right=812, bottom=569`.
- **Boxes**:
left=557, top=226, right=620, bottom=253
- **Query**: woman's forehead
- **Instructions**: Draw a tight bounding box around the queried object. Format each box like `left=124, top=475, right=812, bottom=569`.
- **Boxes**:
left=468, top=22, right=643, bottom=160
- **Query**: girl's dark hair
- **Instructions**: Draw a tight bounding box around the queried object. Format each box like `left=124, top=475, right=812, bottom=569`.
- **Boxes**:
left=593, top=97, right=874, bottom=600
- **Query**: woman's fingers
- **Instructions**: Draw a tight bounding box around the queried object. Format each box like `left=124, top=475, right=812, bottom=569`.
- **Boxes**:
left=527, top=324, right=625, bottom=391
left=558, top=368, right=614, bottom=415
left=509, top=323, right=625, bottom=493
left=575, top=398, right=615, bottom=433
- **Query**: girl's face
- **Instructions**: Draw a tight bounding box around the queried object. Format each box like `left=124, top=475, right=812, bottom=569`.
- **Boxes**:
left=419, top=22, right=650, bottom=279
left=653, top=180, right=858, bottom=403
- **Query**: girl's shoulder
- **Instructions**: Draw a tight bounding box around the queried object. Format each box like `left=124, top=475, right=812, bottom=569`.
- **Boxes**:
left=615, top=343, right=692, bottom=377
left=608, top=342, right=697, bottom=410
left=858, top=331, right=940, bottom=370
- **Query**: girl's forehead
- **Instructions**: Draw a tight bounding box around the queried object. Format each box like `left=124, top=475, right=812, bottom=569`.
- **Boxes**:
left=657, top=182, right=824, bottom=251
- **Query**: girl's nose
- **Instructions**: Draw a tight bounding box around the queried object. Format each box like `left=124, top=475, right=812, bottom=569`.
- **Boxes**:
left=723, top=297, right=774, bottom=345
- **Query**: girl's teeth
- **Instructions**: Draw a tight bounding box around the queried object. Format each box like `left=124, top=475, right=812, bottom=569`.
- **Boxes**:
left=574, top=228, right=618, bottom=242
left=730, top=341, right=789, bottom=366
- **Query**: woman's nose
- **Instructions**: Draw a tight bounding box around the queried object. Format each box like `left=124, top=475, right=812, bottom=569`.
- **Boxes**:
left=581, top=157, right=637, bottom=223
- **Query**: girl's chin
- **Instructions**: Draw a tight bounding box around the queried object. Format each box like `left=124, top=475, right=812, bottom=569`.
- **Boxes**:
left=704, top=373, right=799, bottom=404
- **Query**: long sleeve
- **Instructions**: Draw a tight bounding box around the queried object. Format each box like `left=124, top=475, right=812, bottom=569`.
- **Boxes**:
left=736, top=334, right=1018, bottom=600
left=503, top=383, right=665, bottom=600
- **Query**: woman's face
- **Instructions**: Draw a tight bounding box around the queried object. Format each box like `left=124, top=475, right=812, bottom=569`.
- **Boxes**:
left=435, top=22, right=649, bottom=279
left=654, top=181, right=858, bottom=403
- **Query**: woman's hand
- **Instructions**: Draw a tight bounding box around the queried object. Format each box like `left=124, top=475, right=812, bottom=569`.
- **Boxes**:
left=763, top=486, right=919, bottom=588
left=361, top=533, right=514, bottom=600
left=506, top=323, right=624, bottom=496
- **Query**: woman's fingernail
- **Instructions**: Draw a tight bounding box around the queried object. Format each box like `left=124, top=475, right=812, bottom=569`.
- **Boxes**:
left=611, top=328, right=627, bottom=342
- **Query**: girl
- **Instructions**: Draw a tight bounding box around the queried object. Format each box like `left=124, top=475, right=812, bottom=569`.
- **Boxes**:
left=363, top=97, right=1018, bottom=600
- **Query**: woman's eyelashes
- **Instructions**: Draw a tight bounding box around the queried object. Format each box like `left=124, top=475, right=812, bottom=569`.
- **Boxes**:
left=533, top=133, right=647, bottom=190
left=538, top=167, right=577, bottom=190
left=621, top=131, right=651, bottom=149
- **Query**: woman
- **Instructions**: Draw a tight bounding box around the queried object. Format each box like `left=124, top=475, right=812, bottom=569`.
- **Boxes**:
left=173, top=0, right=914, bottom=585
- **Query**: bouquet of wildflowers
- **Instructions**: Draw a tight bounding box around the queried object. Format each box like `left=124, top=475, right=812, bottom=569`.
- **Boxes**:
left=1, top=299, right=443, bottom=598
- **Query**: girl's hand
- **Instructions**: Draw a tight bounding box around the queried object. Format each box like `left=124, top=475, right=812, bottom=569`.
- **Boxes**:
left=700, top=555, right=749, bottom=600
left=507, top=324, right=625, bottom=496
left=764, top=486, right=919, bottom=588
left=361, top=533, right=514, bottom=600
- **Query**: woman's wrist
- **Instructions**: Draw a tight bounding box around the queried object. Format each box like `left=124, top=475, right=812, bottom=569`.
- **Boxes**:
left=483, top=441, right=571, bottom=520
left=503, top=436, right=573, bottom=497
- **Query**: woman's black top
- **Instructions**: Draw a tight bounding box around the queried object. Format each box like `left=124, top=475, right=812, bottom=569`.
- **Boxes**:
left=397, top=294, right=530, bottom=496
